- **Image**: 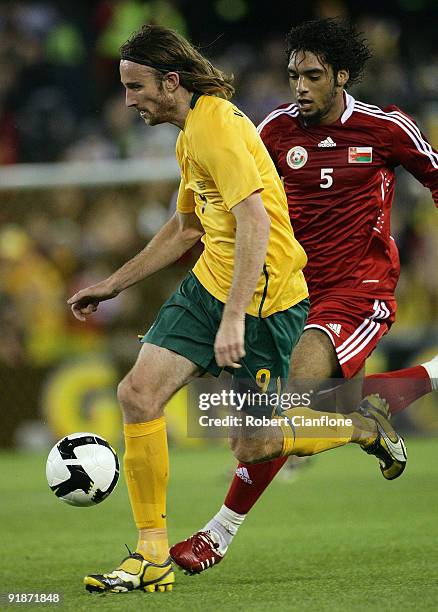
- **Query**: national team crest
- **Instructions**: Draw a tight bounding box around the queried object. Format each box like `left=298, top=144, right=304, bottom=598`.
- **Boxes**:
left=286, top=146, right=308, bottom=169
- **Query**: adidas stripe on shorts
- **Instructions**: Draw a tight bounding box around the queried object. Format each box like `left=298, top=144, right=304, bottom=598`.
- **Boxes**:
left=304, top=291, right=397, bottom=378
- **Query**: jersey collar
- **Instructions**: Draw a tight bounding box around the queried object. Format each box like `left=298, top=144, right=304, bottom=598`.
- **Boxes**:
left=190, top=92, right=202, bottom=109
left=340, top=91, right=355, bottom=124
left=183, top=93, right=202, bottom=132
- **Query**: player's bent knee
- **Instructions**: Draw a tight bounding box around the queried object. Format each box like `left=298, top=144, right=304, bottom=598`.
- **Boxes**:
left=117, top=375, right=161, bottom=421
left=229, top=435, right=239, bottom=455
left=231, top=438, right=264, bottom=464
left=116, top=376, right=131, bottom=410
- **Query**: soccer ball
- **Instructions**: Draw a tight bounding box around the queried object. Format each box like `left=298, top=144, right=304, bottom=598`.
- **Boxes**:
left=46, top=432, right=119, bottom=507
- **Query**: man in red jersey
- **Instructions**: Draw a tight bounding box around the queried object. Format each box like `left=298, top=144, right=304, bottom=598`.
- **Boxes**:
left=170, top=18, right=438, bottom=573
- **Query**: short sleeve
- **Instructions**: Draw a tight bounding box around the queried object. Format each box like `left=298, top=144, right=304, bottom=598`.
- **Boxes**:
left=176, top=179, right=195, bottom=213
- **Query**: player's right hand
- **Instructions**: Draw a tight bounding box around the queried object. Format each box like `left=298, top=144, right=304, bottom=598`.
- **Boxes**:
left=67, top=282, right=119, bottom=322
left=214, top=315, right=246, bottom=368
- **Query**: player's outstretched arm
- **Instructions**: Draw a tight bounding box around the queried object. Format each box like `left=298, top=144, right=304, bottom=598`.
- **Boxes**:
left=214, top=192, right=270, bottom=368
left=68, top=211, right=204, bottom=321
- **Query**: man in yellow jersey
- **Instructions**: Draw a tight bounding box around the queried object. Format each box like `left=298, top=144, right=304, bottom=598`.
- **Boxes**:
left=67, top=24, right=406, bottom=595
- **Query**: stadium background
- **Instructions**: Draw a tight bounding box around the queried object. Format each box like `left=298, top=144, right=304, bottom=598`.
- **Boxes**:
left=1, top=2, right=438, bottom=609
left=0, top=0, right=436, bottom=450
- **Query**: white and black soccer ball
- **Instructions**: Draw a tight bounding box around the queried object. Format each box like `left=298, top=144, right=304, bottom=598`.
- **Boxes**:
left=46, top=432, right=119, bottom=507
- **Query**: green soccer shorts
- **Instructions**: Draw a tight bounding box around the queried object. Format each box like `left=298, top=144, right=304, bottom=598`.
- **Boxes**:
left=141, top=272, right=309, bottom=393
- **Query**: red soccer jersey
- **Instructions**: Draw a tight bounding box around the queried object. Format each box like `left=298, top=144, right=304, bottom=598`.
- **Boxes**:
left=258, top=92, right=438, bottom=297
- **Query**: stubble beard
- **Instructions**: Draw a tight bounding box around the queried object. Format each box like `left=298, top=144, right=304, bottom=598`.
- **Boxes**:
left=148, top=86, right=178, bottom=126
left=300, top=85, right=338, bottom=127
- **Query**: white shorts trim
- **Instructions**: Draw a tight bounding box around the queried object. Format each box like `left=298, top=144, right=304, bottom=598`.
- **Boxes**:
left=338, top=322, right=381, bottom=365
left=304, top=320, right=383, bottom=367
left=303, top=323, right=336, bottom=346
left=337, top=319, right=378, bottom=359
left=304, top=299, right=392, bottom=368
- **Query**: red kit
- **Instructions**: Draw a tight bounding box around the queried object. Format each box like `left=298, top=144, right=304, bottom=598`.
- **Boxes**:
left=259, top=92, right=438, bottom=375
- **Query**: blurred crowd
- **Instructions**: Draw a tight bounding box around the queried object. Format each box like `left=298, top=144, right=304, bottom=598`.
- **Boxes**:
left=1, top=0, right=437, bottom=163
left=0, top=0, right=437, bottom=373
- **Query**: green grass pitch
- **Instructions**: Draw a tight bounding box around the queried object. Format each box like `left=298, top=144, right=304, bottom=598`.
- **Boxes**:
left=1, top=438, right=438, bottom=611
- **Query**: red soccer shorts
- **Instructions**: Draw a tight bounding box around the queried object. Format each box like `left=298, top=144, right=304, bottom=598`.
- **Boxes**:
left=304, top=292, right=397, bottom=378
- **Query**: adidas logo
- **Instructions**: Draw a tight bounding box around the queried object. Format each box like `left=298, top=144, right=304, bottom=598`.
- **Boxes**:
left=318, top=136, right=336, bottom=147
left=235, top=466, right=253, bottom=485
left=327, top=323, right=342, bottom=337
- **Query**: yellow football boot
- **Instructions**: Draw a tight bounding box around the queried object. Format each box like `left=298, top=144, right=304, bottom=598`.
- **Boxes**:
left=84, top=551, right=174, bottom=593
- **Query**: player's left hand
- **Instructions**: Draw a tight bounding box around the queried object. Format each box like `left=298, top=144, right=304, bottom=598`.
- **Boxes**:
left=214, top=315, right=246, bottom=368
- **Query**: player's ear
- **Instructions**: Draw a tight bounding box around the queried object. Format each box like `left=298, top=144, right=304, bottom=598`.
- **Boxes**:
left=163, top=71, right=180, bottom=92
left=336, top=69, right=349, bottom=89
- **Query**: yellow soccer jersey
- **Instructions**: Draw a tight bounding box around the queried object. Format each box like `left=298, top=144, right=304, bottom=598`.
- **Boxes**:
left=176, top=94, right=308, bottom=318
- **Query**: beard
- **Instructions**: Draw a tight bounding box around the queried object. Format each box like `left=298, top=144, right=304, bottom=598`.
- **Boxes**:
left=141, top=87, right=178, bottom=126
left=300, top=85, right=338, bottom=126
left=151, top=85, right=178, bottom=125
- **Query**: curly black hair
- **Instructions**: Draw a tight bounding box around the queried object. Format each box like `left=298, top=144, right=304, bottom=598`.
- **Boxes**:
left=286, top=18, right=372, bottom=87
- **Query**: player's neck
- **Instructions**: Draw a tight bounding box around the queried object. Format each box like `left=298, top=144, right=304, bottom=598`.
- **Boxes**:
left=171, top=89, right=195, bottom=130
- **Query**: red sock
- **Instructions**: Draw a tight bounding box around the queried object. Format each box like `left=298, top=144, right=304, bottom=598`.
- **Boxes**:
left=363, top=365, right=432, bottom=414
left=224, top=457, right=288, bottom=515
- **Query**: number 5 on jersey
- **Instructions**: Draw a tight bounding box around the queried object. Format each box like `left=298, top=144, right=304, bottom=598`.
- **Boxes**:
left=320, top=168, right=333, bottom=188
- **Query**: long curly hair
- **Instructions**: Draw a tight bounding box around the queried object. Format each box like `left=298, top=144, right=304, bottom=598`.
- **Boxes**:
left=120, top=24, right=234, bottom=100
left=286, top=18, right=372, bottom=87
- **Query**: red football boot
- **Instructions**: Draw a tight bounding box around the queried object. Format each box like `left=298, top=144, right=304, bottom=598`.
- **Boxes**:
left=170, top=531, right=224, bottom=575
